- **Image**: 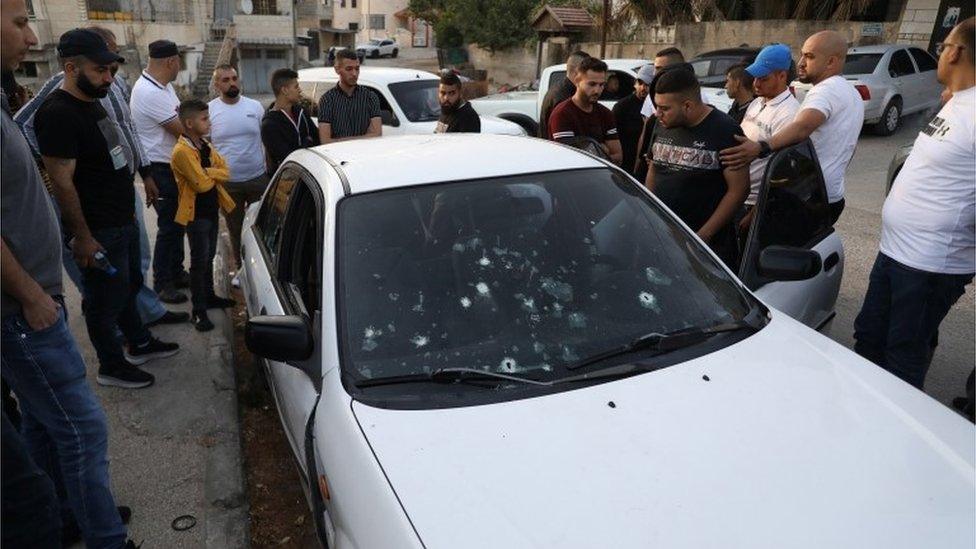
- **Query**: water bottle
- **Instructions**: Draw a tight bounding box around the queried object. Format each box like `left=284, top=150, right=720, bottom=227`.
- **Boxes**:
left=92, top=250, right=118, bottom=277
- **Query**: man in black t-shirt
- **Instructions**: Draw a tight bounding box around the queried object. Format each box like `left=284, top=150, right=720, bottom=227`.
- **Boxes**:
left=36, top=29, right=178, bottom=389
left=612, top=63, right=654, bottom=177
left=435, top=72, right=480, bottom=133
left=645, top=68, right=749, bottom=267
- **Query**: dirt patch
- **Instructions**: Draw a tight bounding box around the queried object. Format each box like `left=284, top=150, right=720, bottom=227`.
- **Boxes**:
left=232, top=291, right=317, bottom=548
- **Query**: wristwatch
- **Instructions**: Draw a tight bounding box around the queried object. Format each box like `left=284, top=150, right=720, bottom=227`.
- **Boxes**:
left=758, top=140, right=772, bottom=159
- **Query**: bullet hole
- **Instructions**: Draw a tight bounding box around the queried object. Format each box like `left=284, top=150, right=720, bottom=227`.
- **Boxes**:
left=702, top=374, right=710, bottom=381
left=607, top=401, right=616, bottom=408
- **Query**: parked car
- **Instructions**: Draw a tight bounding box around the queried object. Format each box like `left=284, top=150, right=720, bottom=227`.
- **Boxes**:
left=327, top=46, right=364, bottom=65
left=238, top=133, right=971, bottom=549
left=471, top=59, right=734, bottom=136
left=357, top=38, right=398, bottom=59
left=297, top=66, right=525, bottom=136
left=689, top=47, right=760, bottom=88
left=792, top=44, right=941, bottom=136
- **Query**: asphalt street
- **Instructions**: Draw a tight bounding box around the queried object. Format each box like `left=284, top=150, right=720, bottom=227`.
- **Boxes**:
left=828, top=110, right=974, bottom=410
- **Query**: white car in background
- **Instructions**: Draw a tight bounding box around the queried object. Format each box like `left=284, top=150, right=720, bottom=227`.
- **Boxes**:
left=793, top=44, right=941, bottom=136
left=357, top=38, right=398, bottom=58
left=239, top=134, right=973, bottom=548
left=298, top=67, right=525, bottom=136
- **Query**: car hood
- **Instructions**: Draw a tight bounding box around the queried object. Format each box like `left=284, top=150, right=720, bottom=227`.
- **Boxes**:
left=473, top=90, right=539, bottom=102
left=353, top=314, right=974, bottom=549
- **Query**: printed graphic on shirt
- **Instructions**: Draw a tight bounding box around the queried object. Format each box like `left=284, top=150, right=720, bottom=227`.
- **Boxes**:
left=651, top=140, right=721, bottom=171
left=921, top=115, right=950, bottom=138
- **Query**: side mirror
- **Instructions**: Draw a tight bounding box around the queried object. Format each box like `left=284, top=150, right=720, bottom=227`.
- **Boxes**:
left=757, top=246, right=822, bottom=282
left=380, top=110, right=399, bottom=127
left=245, top=315, right=312, bottom=362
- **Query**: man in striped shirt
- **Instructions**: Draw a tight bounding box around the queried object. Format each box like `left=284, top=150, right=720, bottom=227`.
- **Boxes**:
left=547, top=56, right=622, bottom=165
left=14, top=26, right=187, bottom=328
left=317, top=48, right=381, bottom=143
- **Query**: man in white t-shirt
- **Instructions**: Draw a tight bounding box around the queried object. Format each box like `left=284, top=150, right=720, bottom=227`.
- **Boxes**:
left=130, top=39, right=187, bottom=303
left=853, top=17, right=975, bottom=391
left=736, top=44, right=801, bottom=232
left=207, top=64, right=267, bottom=277
left=721, top=31, right=864, bottom=224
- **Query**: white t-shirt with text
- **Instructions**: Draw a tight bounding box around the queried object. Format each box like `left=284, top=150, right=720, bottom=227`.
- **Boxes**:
left=880, top=87, right=976, bottom=274
left=208, top=96, right=267, bottom=182
left=799, top=75, right=864, bottom=203
left=740, top=89, right=800, bottom=205
left=130, top=72, right=180, bottom=164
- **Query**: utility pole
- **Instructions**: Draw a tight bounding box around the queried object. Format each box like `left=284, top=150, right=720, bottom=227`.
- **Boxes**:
left=600, top=0, right=608, bottom=58
left=291, top=0, right=298, bottom=69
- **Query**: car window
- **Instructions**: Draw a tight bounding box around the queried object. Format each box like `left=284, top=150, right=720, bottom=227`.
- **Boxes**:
left=710, top=58, right=739, bottom=77
left=888, top=49, right=916, bottom=78
left=740, top=141, right=831, bottom=287
left=547, top=70, right=566, bottom=94
left=276, top=178, right=321, bottom=315
left=359, top=85, right=396, bottom=121
left=843, top=53, right=882, bottom=75
left=337, top=168, right=757, bottom=401
left=388, top=80, right=441, bottom=122
left=600, top=70, right=636, bottom=101
left=909, top=47, right=937, bottom=72
left=690, top=60, right=711, bottom=78
left=256, top=167, right=301, bottom=269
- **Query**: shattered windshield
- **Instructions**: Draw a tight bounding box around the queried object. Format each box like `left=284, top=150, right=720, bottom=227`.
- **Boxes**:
left=337, top=169, right=757, bottom=399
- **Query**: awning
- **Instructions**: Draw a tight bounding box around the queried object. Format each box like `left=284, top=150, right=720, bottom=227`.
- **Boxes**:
left=320, top=26, right=358, bottom=34
left=237, top=37, right=294, bottom=46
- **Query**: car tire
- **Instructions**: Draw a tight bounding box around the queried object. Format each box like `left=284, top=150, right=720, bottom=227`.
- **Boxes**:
left=874, top=100, right=901, bottom=136
left=372, top=50, right=380, bottom=59
left=392, top=48, right=398, bottom=58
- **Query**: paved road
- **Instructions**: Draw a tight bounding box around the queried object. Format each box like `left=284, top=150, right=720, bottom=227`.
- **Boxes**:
left=828, top=110, right=974, bottom=410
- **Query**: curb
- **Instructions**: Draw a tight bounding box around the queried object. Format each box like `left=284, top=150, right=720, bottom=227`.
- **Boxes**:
left=204, top=226, right=250, bottom=548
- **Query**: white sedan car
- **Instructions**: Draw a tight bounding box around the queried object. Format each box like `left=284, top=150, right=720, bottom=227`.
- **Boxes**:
left=240, top=135, right=974, bottom=549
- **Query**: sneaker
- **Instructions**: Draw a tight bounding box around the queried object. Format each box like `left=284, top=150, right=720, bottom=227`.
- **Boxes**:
left=97, top=361, right=154, bottom=389
left=175, top=270, right=191, bottom=289
left=146, top=310, right=190, bottom=327
left=62, top=506, right=132, bottom=546
left=157, top=287, right=188, bottom=304
left=231, top=273, right=241, bottom=288
left=192, top=311, right=214, bottom=332
left=124, top=337, right=180, bottom=365
left=207, top=295, right=236, bottom=309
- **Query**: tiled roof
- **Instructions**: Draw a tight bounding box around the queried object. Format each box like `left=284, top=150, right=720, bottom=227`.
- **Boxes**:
left=532, top=5, right=595, bottom=30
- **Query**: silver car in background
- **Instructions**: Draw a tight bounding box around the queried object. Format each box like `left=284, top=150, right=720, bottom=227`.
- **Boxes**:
left=793, top=44, right=941, bottom=136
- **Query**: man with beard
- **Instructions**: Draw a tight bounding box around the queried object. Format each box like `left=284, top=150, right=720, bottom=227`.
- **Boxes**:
left=207, top=64, right=267, bottom=284
left=547, top=56, right=622, bottom=165
left=538, top=50, right=589, bottom=138
left=645, top=68, right=749, bottom=268
left=35, top=28, right=179, bottom=389
left=720, top=30, right=864, bottom=224
left=435, top=71, right=480, bottom=133
left=16, top=26, right=188, bottom=329
left=612, top=63, right=653, bottom=176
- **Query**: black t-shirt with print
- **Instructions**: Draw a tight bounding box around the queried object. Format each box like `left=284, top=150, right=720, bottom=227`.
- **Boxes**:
left=436, top=101, right=481, bottom=133
left=194, top=140, right=219, bottom=219
left=35, top=89, right=135, bottom=230
left=650, top=108, right=742, bottom=232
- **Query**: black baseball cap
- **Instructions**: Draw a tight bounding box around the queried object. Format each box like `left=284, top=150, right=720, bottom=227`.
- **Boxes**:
left=57, top=28, right=125, bottom=64
left=148, top=40, right=179, bottom=59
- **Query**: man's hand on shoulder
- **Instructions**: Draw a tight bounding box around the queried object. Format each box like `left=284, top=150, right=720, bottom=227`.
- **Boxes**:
left=720, top=135, right=760, bottom=170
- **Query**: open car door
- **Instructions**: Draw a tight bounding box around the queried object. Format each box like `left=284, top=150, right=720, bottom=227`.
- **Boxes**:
left=738, top=140, right=844, bottom=331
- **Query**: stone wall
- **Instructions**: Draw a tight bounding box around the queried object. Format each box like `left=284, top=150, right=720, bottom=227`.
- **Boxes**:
left=897, top=0, right=940, bottom=48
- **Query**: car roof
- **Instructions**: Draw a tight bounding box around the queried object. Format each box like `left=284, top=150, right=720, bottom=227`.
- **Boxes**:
left=307, top=135, right=605, bottom=195
left=692, top=47, right=760, bottom=58
left=848, top=44, right=906, bottom=54
left=298, top=66, right=436, bottom=85
left=546, top=58, right=649, bottom=73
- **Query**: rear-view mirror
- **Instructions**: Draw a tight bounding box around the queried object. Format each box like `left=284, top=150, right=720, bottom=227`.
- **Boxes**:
left=757, top=246, right=822, bottom=282
left=245, top=315, right=313, bottom=362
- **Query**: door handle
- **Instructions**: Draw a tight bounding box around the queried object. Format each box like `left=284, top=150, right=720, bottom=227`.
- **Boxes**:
left=823, top=252, right=840, bottom=272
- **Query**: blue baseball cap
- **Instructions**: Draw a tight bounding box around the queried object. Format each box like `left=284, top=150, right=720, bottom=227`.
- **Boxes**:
left=745, top=44, right=792, bottom=78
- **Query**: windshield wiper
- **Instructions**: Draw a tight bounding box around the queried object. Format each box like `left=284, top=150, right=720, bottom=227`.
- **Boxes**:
left=564, top=320, right=757, bottom=372
left=354, top=367, right=550, bottom=388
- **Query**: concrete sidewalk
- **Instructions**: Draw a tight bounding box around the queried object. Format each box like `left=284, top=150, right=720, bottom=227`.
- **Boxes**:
left=64, top=183, right=248, bottom=548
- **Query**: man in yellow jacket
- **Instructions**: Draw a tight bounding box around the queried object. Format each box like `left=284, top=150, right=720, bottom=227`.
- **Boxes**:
left=171, top=99, right=236, bottom=331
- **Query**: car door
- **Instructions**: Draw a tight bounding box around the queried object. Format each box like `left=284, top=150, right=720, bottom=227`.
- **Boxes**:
left=887, top=48, right=920, bottom=111
left=907, top=47, right=940, bottom=112
left=360, top=84, right=407, bottom=135
left=739, top=140, right=843, bottom=331
left=243, top=163, right=325, bottom=465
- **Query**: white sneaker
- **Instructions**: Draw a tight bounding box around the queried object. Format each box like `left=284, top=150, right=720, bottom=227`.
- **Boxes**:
left=231, top=273, right=241, bottom=288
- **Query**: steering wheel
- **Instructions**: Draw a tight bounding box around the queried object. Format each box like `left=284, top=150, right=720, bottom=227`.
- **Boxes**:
left=565, top=136, right=611, bottom=161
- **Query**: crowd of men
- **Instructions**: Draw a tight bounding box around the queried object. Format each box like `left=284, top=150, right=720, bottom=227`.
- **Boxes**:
left=0, top=0, right=973, bottom=541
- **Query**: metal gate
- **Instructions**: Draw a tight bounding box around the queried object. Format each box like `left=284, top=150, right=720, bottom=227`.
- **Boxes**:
left=239, top=48, right=289, bottom=95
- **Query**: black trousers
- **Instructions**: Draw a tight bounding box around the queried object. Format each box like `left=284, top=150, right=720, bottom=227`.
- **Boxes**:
left=186, top=215, right=218, bottom=312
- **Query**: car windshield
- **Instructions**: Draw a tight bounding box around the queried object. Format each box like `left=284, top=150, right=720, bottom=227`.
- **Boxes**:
left=337, top=169, right=759, bottom=400
left=388, top=80, right=441, bottom=122
left=844, top=53, right=882, bottom=75
left=369, top=39, right=383, bottom=45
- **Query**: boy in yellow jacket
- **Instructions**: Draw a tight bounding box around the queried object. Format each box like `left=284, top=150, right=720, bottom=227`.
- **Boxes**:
left=172, top=99, right=236, bottom=331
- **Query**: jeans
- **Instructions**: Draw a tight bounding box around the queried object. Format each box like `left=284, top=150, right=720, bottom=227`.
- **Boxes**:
left=187, top=216, right=218, bottom=312
left=62, top=191, right=166, bottom=325
left=854, top=252, right=973, bottom=389
left=82, top=224, right=151, bottom=367
left=224, top=174, right=269, bottom=266
left=150, top=163, right=186, bottom=290
left=1, top=305, right=125, bottom=548
left=1, top=409, right=62, bottom=549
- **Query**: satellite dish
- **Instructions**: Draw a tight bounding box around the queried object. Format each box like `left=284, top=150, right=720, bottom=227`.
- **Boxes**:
left=240, top=0, right=253, bottom=15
